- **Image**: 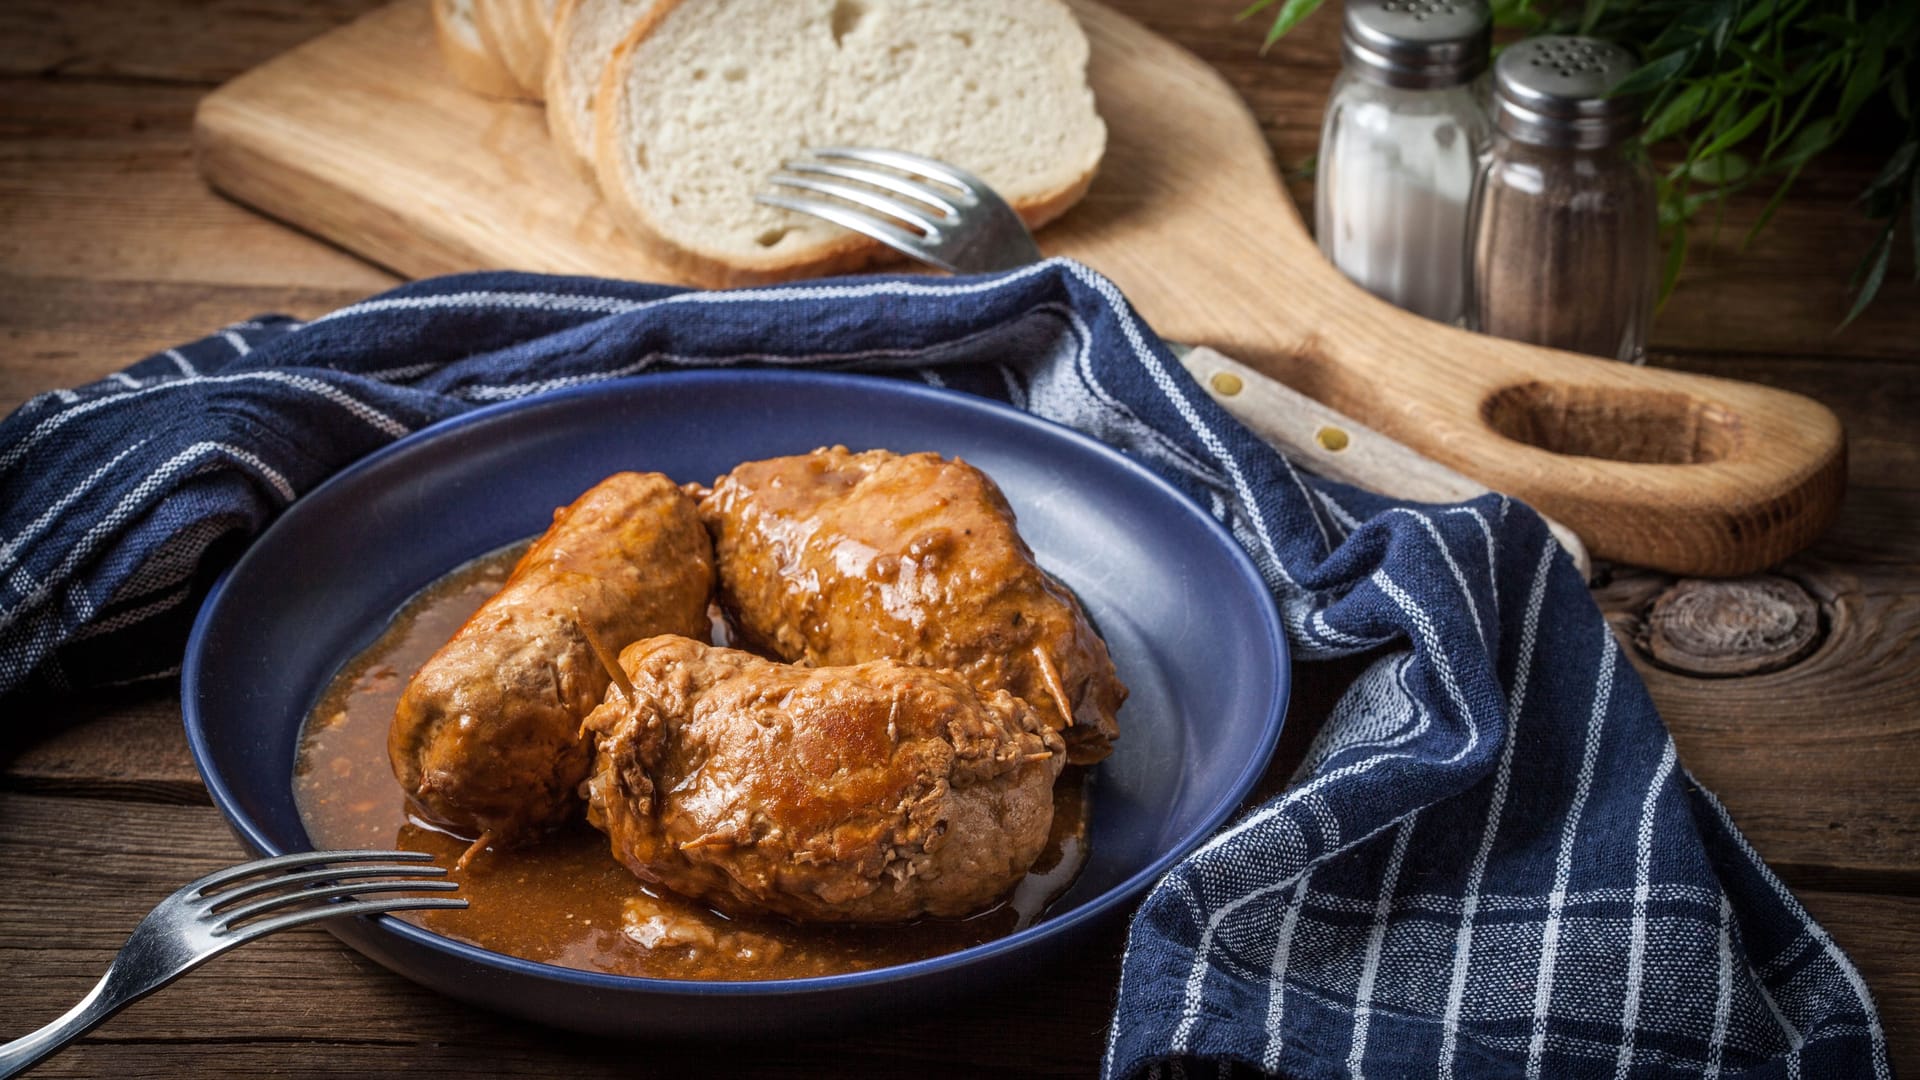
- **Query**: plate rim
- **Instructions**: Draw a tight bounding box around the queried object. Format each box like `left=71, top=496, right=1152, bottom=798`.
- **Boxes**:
left=181, top=368, right=1289, bottom=998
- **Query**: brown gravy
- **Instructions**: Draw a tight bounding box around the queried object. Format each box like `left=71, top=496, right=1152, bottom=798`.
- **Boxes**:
left=294, top=543, right=1090, bottom=981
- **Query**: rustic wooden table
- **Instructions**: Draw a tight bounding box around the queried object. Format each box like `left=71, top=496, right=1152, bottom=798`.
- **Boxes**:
left=2, top=2, right=1916, bottom=1076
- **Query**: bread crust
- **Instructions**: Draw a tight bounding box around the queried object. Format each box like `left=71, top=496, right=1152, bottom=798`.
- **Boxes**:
left=544, top=0, right=586, bottom=174
left=590, top=0, right=1102, bottom=287
left=434, top=0, right=531, bottom=100
left=476, top=0, right=550, bottom=99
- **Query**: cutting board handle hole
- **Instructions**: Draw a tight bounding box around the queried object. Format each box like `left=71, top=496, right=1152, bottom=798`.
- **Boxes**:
left=1482, top=381, right=1742, bottom=466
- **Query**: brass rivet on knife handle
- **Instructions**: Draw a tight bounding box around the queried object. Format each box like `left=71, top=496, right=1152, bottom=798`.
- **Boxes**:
left=1208, top=371, right=1244, bottom=397
left=1181, top=347, right=1594, bottom=581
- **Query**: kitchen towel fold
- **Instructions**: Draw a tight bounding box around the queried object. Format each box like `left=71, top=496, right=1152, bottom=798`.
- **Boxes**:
left=0, top=260, right=1886, bottom=1078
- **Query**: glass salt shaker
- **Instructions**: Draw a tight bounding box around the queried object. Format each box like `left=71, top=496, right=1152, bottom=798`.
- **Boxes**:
left=1468, top=36, right=1658, bottom=363
left=1315, top=0, right=1492, bottom=324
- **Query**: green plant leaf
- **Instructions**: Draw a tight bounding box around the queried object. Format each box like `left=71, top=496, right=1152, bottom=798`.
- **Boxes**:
left=1695, top=99, right=1772, bottom=160
left=1801, top=14, right=1862, bottom=38
left=1766, top=62, right=1838, bottom=158
left=1659, top=222, right=1690, bottom=305
left=1710, top=8, right=1735, bottom=53
left=1728, top=40, right=1788, bottom=81
left=1736, top=0, right=1781, bottom=35
left=1259, top=0, right=1328, bottom=50
left=1859, top=140, right=1917, bottom=217
left=1687, top=151, right=1753, bottom=183
left=1837, top=41, right=1887, bottom=123
left=1745, top=162, right=1806, bottom=242
left=1776, top=115, right=1840, bottom=168
left=1840, top=223, right=1893, bottom=328
left=1612, top=48, right=1699, bottom=98
left=1645, top=82, right=1714, bottom=142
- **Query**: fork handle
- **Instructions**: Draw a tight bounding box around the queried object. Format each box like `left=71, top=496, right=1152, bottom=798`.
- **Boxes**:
left=0, top=974, right=120, bottom=1078
left=0, top=961, right=163, bottom=1078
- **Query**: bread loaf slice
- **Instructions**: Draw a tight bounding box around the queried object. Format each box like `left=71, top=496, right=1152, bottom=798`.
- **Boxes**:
left=476, top=0, right=557, bottom=99
left=433, top=0, right=526, bottom=99
left=591, top=0, right=1106, bottom=286
left=546, top=0, right=661, bottom=179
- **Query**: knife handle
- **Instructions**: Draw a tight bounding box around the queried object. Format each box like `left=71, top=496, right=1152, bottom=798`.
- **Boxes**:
left=1177, top=346, right=1593, bottom=581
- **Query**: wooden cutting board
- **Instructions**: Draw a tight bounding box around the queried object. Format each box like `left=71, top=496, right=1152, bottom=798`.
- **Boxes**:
left=193, top=0, right=1845, bottom=577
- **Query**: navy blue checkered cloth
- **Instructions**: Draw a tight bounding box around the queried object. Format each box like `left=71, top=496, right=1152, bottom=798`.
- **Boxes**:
left=0, top=261, right=1887, bottom=1078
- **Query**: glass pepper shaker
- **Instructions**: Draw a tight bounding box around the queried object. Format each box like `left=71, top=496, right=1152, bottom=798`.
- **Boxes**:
left=1468, top=36, right=1658, bottom=363
left=1315, top=0, right=1492, bottom=324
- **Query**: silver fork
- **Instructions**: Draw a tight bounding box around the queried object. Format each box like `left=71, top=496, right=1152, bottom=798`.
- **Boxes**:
left=0, top=849, right=464, bottom=1078
left=757, top=147, right=1042, bottom=274
left=755, top=147, right=1597, bottom=576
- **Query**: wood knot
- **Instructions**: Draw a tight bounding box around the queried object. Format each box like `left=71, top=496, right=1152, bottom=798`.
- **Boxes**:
left=1640, top=576, right=1822, bottom=677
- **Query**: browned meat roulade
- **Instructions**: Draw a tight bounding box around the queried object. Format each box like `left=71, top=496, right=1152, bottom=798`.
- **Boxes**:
left=388, top=472, right=714, bottom=844
left=698, top=447, right=1126, bottom=764
left=582, top=635, right=1065, bottom=922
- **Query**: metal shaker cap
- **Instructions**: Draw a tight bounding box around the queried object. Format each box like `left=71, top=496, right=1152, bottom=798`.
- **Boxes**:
left=1341, top=0, right=1491, bottom=90
left=1493, top=36, right=1643, bottom=148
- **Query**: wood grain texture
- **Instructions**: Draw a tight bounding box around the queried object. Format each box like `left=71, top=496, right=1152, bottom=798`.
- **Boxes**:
left=2, top=1, right=1916, bottom=1074
left=0, top=0, right=379, bottom=84
left=189, top=0, right=1850, bottom=577
left=1182, top=346, right=1594, bottom=578
left=0, top=81, right=393, bottom=291
left=1, top=784, right=1914, bottom=1076
left=0, top=276, right=375, bottom=410
left=1591, top=347, right=1920, bottom=890
left=1639, top=576, right=1822, bottom=676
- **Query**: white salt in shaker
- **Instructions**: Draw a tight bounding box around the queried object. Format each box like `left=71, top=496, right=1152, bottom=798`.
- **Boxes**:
left=1315, top=0, right=1492, bottom=324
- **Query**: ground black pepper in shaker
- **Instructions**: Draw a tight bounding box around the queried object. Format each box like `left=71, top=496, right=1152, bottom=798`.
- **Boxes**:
left=1468, top=36, right=1657, bottom=364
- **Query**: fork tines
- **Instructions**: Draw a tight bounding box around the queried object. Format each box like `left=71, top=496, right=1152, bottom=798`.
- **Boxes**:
left=756, top=147, right=986, bottom=269
left=756, top=146, right=1043, bottom=275
left=187, top=849, right=466, bottom=939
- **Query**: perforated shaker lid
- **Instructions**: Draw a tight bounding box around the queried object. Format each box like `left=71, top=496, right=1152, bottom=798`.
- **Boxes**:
left=1494, top=36, right=1644, bottom=148
left=1341, top=0, right=1491, bottom=90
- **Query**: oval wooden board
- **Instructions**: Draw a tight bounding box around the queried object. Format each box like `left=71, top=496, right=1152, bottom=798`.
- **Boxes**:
left=193, top=0, right=1845, bottom=576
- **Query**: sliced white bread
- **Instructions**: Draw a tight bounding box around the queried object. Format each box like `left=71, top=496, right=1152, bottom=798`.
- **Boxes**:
left=476, top=0, right=555, bottom=100
left=546, top=0, right=661, bottom=180
left=591, top=0, right=1107, bottom=287
left=433, top=0, right=526, bottom=99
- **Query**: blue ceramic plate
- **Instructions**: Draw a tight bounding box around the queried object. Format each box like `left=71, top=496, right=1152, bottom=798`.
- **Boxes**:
left=181, top=370, right=1287, bottom=1036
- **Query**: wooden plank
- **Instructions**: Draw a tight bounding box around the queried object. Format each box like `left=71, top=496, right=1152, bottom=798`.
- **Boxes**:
left=1580, top=348, right=1920, bottom=890
left=0, top=792, right=1909, bottom=1076
left=0, top=794, right=1113, bottom=1077
left=0, top=79, right=396, bottom=292
left=0, top=0, right=378, bottom=85
left=0, top=275, right=376, bottom=412
left=1598, top=528, right=1920, bottom=893
left=0, top=686, right=204, bottom=803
